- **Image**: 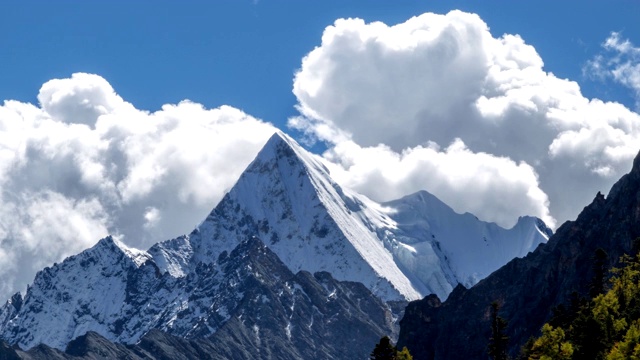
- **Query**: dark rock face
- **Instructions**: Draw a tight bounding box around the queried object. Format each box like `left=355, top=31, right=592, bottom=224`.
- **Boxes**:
left=397, top=151, right=640, bottom=359
left=0, top=331, right=149, bottom=360
left=182, top=237, right=398, bottom=360
left=0, top=340, right=22, bottom=360
left=0, top=238, right=396, bottom=360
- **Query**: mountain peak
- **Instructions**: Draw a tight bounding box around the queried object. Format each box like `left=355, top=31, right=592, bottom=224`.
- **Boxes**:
left=254, top=130, right=330, bottom=179
left=1, top=129, right=554, bottom=352
left=263, top=130, right=295, bottom=150
left=91, top=236, right=150, bottom=267
left=185, top=132, right=422, bottom=301
left=633, top=149, right=640, bottom=174
left=94, top=235, right=117, bottom=249
left=157, top=131, right=549, bottom=302
left=257, top=131, right=304, bottom=166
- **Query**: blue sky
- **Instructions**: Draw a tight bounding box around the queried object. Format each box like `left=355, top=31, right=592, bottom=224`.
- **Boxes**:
left=1, top=1, right=638, bottom=124
left=1, top=1, right=640, bottom=300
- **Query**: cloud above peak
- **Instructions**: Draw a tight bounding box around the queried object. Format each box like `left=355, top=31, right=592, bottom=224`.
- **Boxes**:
left=291, top=10, right=640, bottom=231
left=322, top=138, right=553, bottom=229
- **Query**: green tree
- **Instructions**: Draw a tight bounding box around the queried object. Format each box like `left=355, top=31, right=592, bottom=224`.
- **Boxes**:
left=590, top=248, right=609, bottom=298
left=518, top=337, right=536, bottom=360
left=396, top=346, right=413, bottom=360
left=607, top=319, right=640, bottom=359
left=522, top=247, right=640, bottom=360
left=488, top=302, right=510, bottom=360
left=370, top=337, right=414, bottom=360
left=570, top=306, right=605, bottom=359
left=528, top=324, right=573, bottom=360
left=370, top=336, right=397, bottom=360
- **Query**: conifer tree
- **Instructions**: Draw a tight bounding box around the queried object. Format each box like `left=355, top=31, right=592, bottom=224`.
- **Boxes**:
left=488, top=301, right=510, bottom=360
left=527, top=324, right=573, bottom=359
left=370, top=336, right=414, bottom=360
left=370, top=336, right=397, bottom=360
left=590, top=248, right=609, bottom=298
left=396, top=346, right=413, bottom=360
left=522, top=247, right=640, bottom=359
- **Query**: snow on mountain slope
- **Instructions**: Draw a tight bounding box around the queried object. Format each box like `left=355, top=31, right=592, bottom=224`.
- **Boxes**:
left=0, top=131, right=550, bottom=350
left=150, top=132, right=549, bottom=301
left=0, top=236, right=157, bottom=349
left=380, top=191, right=552, bottom=297
left=150, top=132, right=421, bottom=301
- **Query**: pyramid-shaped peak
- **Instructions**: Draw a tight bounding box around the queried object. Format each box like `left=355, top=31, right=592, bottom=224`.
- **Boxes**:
left=260, top=131, right=306, bottom=159
left=251, top=130, right=330, bottom=177
left=264, top=130, right=295, bottom=148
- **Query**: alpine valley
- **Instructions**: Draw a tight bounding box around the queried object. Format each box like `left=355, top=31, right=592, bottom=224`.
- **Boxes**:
left=0, top=132, right=553, bottom=359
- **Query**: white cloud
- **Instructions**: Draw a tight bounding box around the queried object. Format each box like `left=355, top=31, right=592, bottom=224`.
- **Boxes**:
left=293, top=11, right=492, bottom=151
left=143, top=207, right=161, bottom=229
left=291, top=10, right=640, bottom=231
left=0, top=73, right=277, bottom=299
left=322, top=139, right=554, bottom=228
left=0, top=191, right=109, bottom=297
left=585, top=32, right=640, bottom=107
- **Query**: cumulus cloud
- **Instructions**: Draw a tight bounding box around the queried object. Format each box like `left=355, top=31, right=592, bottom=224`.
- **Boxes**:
left=291, top=10, right=640, bottom=230
left=0, top=190, right=110, bottom=297
left=0, top=73, right=277, bottom=299
left=322, top=139, right=553, bottom=228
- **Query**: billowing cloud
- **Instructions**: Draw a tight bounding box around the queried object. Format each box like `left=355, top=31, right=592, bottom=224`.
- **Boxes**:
left=0, top=191, right=109, bottom=296
left=291, top=10, right=640, bottom=230
left=0, top=73, right=277, bottom=298
left=322, top=139, right=553, bottom=228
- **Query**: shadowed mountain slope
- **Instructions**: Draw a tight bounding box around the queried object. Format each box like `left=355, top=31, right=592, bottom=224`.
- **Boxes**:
left=397, top=151, right=640, bottom=359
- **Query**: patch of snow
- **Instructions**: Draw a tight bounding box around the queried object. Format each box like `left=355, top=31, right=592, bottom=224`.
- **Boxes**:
left=285, top=322, right=292, bottom=340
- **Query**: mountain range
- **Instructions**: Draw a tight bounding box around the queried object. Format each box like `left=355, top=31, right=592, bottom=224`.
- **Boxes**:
left=0, top=132, right=551, bottom=358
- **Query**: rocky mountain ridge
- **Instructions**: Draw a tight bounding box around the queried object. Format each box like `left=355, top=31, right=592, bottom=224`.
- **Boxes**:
left=397, top=150, right=640, bottom=359
left=1, top=237, right=396, bottom=359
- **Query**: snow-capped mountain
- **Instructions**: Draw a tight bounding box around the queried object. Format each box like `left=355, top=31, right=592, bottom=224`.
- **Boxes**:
left=0, top=131, right=550, bottom=351
left=1, top=237, right=396, bottom=359
left=150, top=132, right=550, bottom=301
left=382, top=191, right=552, bottom=296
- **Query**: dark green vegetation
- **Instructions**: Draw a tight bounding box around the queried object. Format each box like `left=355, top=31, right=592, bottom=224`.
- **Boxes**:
left=488, top=302, right=509, bottom=360
left=523, top=245, right=640, bottom=359
left=370, top=336, right=413, bottom=360
left=398, top=151, right=640, bottom=359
